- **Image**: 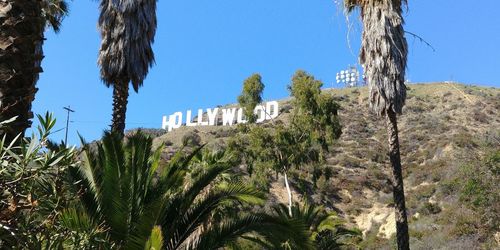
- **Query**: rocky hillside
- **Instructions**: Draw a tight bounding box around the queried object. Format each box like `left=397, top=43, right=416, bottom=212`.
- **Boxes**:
left=147, top=82, right=499, bottom=249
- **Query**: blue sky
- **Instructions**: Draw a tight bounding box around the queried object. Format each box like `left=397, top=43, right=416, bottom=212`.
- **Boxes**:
left=31, top=0, right=500, bottom=144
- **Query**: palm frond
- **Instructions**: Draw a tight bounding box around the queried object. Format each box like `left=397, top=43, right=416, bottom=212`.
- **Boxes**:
left=144, top=226, right=163, bottom=250
left=71, top=132, right=313, bottom=249
left=42, top=0, right=69, bottom=32
left=98, top=0, right=157, bottom=91
left=162, top=183, right=264, bottom=249
left=145, top=145, right=204, bottom=204
left=59, top=207, right=104, bottom=235
left=343, top=0, right=408, bottom=13
left=190, top=213, right=313, bottom=250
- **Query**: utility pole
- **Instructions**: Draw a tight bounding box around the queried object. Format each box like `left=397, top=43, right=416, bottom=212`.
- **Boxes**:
left=63, top=106, right=75, bottom=145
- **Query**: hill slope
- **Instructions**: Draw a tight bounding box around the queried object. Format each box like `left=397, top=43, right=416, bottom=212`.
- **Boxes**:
left=149, top=82, right=499, bottom=249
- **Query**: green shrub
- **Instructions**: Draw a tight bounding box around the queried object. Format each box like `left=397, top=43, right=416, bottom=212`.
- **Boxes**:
left=460, top=178, right=488, bottom=207
left=0, top=113, right=78, bottom=248
left=452, top=132, right=478, bottom=148
left=451, top=148, right=500, bottom=240
left=181, top=130, right=201, bottom=147
left=451, top=210, right=479, bottom=236
left=316, top=175, right=328, bottom=193
left=440, top=178, right=460, bottom=196
left=415, top=184, right=436, bottom=200
left=418, top=202, right=441, bottom=215
left=484, top=150, right=499, bottom=175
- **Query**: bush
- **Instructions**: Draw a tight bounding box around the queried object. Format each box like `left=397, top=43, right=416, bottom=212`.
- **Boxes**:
left=452, top=131, right=477, bottom=148
left=418, top=202, right=441, bottom=215
left=460, top=177, right=488, bottom=207
left=471, top=109, right=489, bottom=123
left=214, top=128, right=236, bottom=138
left=449, top=147, right=500, bottom=241
left=451, top=209, right=479, bottom=236
left=181, top=131, right=201, bottom=147
left=316, top=175, right=328, bottom=193
left=0, top=113, right=78, bottom=248
left=415, top=184, right=437, bottom=200
left=440, top=178, right=460, bottom=196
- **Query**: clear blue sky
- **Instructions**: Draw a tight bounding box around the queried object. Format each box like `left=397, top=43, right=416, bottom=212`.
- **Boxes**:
left=31, top=0, right=500, bottom=145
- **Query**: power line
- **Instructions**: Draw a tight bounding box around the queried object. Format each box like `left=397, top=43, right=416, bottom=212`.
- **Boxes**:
left=71, top=120, right=159, bottom=125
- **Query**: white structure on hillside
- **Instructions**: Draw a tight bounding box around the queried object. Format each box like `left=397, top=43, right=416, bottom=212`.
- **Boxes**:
left=162, top=101, right=280, bottom=132
left=336, top=66, right=363, bottom=87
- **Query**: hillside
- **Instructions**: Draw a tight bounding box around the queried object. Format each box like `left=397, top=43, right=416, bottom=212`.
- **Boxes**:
left=147, top=82, right=499, bottom=249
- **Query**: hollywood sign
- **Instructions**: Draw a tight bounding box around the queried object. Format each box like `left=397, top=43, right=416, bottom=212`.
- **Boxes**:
left=162, top=101, right=279, bottom=132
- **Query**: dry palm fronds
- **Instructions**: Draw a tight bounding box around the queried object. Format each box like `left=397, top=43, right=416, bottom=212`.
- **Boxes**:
left=98, top=0, right=157, bottom=92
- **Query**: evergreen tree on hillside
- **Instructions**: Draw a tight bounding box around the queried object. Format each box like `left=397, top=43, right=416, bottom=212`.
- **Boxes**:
left=230, top=71, right=341, bottom=217
left=343, top=0, right=410, bottom=248
left=237, top=73, right=265, bottom=123
left=288, top=70, right=342, bottom=154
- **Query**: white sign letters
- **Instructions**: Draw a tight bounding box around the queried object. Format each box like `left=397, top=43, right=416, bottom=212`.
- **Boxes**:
left=162, top=101, right=279, bottom=132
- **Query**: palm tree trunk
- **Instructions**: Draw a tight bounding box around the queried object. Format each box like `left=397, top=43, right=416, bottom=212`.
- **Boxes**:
left=386, top=110, right=409, bottom=250
left=111, top=82, right=129, bottom=136
left=284, top=171, right=293, bottom=216
left=0, top=0, right=44, bottom=143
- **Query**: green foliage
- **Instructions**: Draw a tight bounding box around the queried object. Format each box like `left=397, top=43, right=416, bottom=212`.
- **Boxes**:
left=230, top=71, right=341, bottom=176
left=450, top=209, right=479, bottom=236
left=229, top=71, right=343, bottom=221
left=418, top=202, right=441, bottom=215
left=237, top=73, right=265, bottom=123
left=68, top=132, right=311, bottom=249
left=415, top=184, right=436, bottom=200
left=438, top=145, right=499, bottom=243
left=288, top=70, right=342, bottom=152
left=315, top=175, right=329, bottom=193
left=181, top=130, right=202, bottom=147
left=0, top=113, right=78, bottom=248
left=273, top=201, right=361, bottom=249
left=254, top=124, right=320, bottom=173
left=458, top=151, right=498, bottom=209
left=145, top=226, right=163, bottom=250
left=288, top=70, right=322, bottom=113
left=191, top=213, right=313, bottom=250
left=59, top=206, right=109, bottom=247
left=461, top=177, right=488, bottom=207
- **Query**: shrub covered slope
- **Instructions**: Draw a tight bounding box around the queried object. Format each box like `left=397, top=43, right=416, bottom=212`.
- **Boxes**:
left=151, top=82, right=499, bottom=249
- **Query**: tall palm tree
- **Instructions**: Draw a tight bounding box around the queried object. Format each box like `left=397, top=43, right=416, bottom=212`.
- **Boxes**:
left=97, top=0, right=157, bottom=135
left=0, top=0, right=66, bottom=143
left=67, top=132, right=312, bottom=249
left=344, top=0, right=410, bottom=249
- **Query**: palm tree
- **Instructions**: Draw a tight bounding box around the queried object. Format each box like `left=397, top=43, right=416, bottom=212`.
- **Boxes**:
left=97, top=0, right=157, bottom=135
left=67, top=132, right=312, bottom=249
left=273, top=201, right=361, bottom=249
left=343, top=0, right=410, bottom=249
left=0, top=0, right=67, bottom=143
